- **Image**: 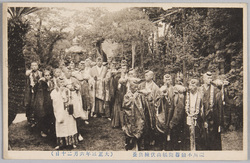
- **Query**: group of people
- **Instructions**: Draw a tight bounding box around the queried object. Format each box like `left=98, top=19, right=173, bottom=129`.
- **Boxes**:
left=23, top=56, right=228, bottom=151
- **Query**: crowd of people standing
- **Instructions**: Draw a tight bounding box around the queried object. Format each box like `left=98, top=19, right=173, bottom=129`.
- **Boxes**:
left=23, top=56, right=228, bottom=151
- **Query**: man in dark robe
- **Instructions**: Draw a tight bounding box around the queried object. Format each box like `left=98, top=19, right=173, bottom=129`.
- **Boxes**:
left=138, top=70, right=161, bottom=150
left=200, top=71, right=224, bottom=150
left=111, top=60, right=128, bottom=128
left=33, top=69, right=55, bottom=137
left=157, top=74, right=175, bottom=150
left=24, top=61, right=42, bottom=127
left=122, top=78, right=145, bottom=151
left=167, top=72, right=186, bottom=150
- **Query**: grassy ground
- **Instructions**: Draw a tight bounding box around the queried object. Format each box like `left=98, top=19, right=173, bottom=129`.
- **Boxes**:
left=9, top=117, right=243, bottom=151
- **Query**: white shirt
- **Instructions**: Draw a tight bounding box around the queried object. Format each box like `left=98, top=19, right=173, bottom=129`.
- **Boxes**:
left=96, top=66, right=103, bottom=75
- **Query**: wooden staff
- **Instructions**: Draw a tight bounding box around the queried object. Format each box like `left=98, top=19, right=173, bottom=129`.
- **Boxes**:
left=91, top=79, right=96, bottom=116
left=189, top=116, right=196, bottom=151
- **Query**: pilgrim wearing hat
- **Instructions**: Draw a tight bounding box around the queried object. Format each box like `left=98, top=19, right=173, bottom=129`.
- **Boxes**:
left=138, top=70, right=161, bottom=150
left=89, top=57, right=108, bottom=117
left=199, top=71, right=224, bottom=150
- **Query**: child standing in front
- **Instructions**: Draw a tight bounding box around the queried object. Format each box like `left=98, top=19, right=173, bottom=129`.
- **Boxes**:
left=50, top=77, right=78, bottom=150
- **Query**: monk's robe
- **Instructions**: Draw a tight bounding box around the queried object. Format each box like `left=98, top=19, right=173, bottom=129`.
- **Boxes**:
left=103, top=68, right=113, bottom=118
left=51, top=87, right=78, bottom=147
left=183, top=89, right=204, bottom=151
left=156, top=85, right=175, bottom=150
left=111, top=72, right=127, bottom=127
left=23, top=70, right=42, bottom=123
left=168, top=84, right=186, bottom=150
left=72, top=68, right=92, bottom=112
left=200, top=84, right=224, bottom=150
left=33, top=78, right=55, bottom=134
left=90, top=65, right=108, bottom=115
left=122, top=90, right=145, bottom=150
left=138, top=81, right=161, bottom=149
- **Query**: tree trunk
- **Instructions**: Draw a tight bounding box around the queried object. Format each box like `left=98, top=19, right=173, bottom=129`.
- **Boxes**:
left=132, top=41, right=136, bottom=69
left=140, top=41, right=144, bottom=69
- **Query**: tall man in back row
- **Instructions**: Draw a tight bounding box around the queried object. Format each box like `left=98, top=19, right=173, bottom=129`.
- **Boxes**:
left=200, top=71, right=224, bottom=150
left=90, top=57, right=108, bottom=117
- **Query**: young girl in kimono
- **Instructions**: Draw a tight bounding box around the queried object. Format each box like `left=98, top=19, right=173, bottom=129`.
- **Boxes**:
left=51, top=78, right=78, bottom=150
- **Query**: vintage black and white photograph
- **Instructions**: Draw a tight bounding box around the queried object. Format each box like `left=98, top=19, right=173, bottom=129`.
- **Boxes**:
left=3, top=3, right=247, bottom=160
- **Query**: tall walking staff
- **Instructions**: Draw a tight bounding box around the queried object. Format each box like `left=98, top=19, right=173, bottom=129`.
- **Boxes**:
left=91, top=78, right=96, bottom=117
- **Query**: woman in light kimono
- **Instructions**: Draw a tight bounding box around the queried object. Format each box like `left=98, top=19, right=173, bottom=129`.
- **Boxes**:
left=51, top=78, right=78, bottom=150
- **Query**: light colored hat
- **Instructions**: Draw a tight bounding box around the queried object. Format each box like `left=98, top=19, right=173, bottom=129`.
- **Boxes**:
left=164, top=74, right=172, bottom=80
left=189, top=78, right=199, bottom=86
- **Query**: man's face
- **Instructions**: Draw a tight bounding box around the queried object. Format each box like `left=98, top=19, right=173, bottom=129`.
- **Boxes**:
left=44, top=71, right=51, bottom=81
left=64, top=71, right=71, bottom=79
left=145, top=73, right=153, bottom=82
left=97, top=60, right=102, bottom=67
left=189, top=83, right=197, bottom=93
left=79, top=63, right=85, bottom=70
left=85, top=61, right=91, bottom=67
left=164, top=78, right=172, bottom=85
left=204, top=75, right=212, bottom=84
left=69, top=62, right=75, bottom=69
left=121, top=66, right=128, bottom=73
left=31, top=62, right=38, bottom=71
left=54, top=70, right=61, bottom=78
left=130, top=83, right=138, bottom=93
left=57, top=80, right=64, bottom=87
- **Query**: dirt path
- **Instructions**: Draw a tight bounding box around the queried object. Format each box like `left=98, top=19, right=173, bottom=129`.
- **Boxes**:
left=9, top=117, right=243, bottom=151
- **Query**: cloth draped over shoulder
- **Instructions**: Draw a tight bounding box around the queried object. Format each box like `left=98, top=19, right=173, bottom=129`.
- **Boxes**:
left=122, top=91, right=145, bottom=139
left=138, top=81, right=161, bottom=132
left=90, top=65, right=108, bottom=100
left=156, top=85, right=175, bottom=134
